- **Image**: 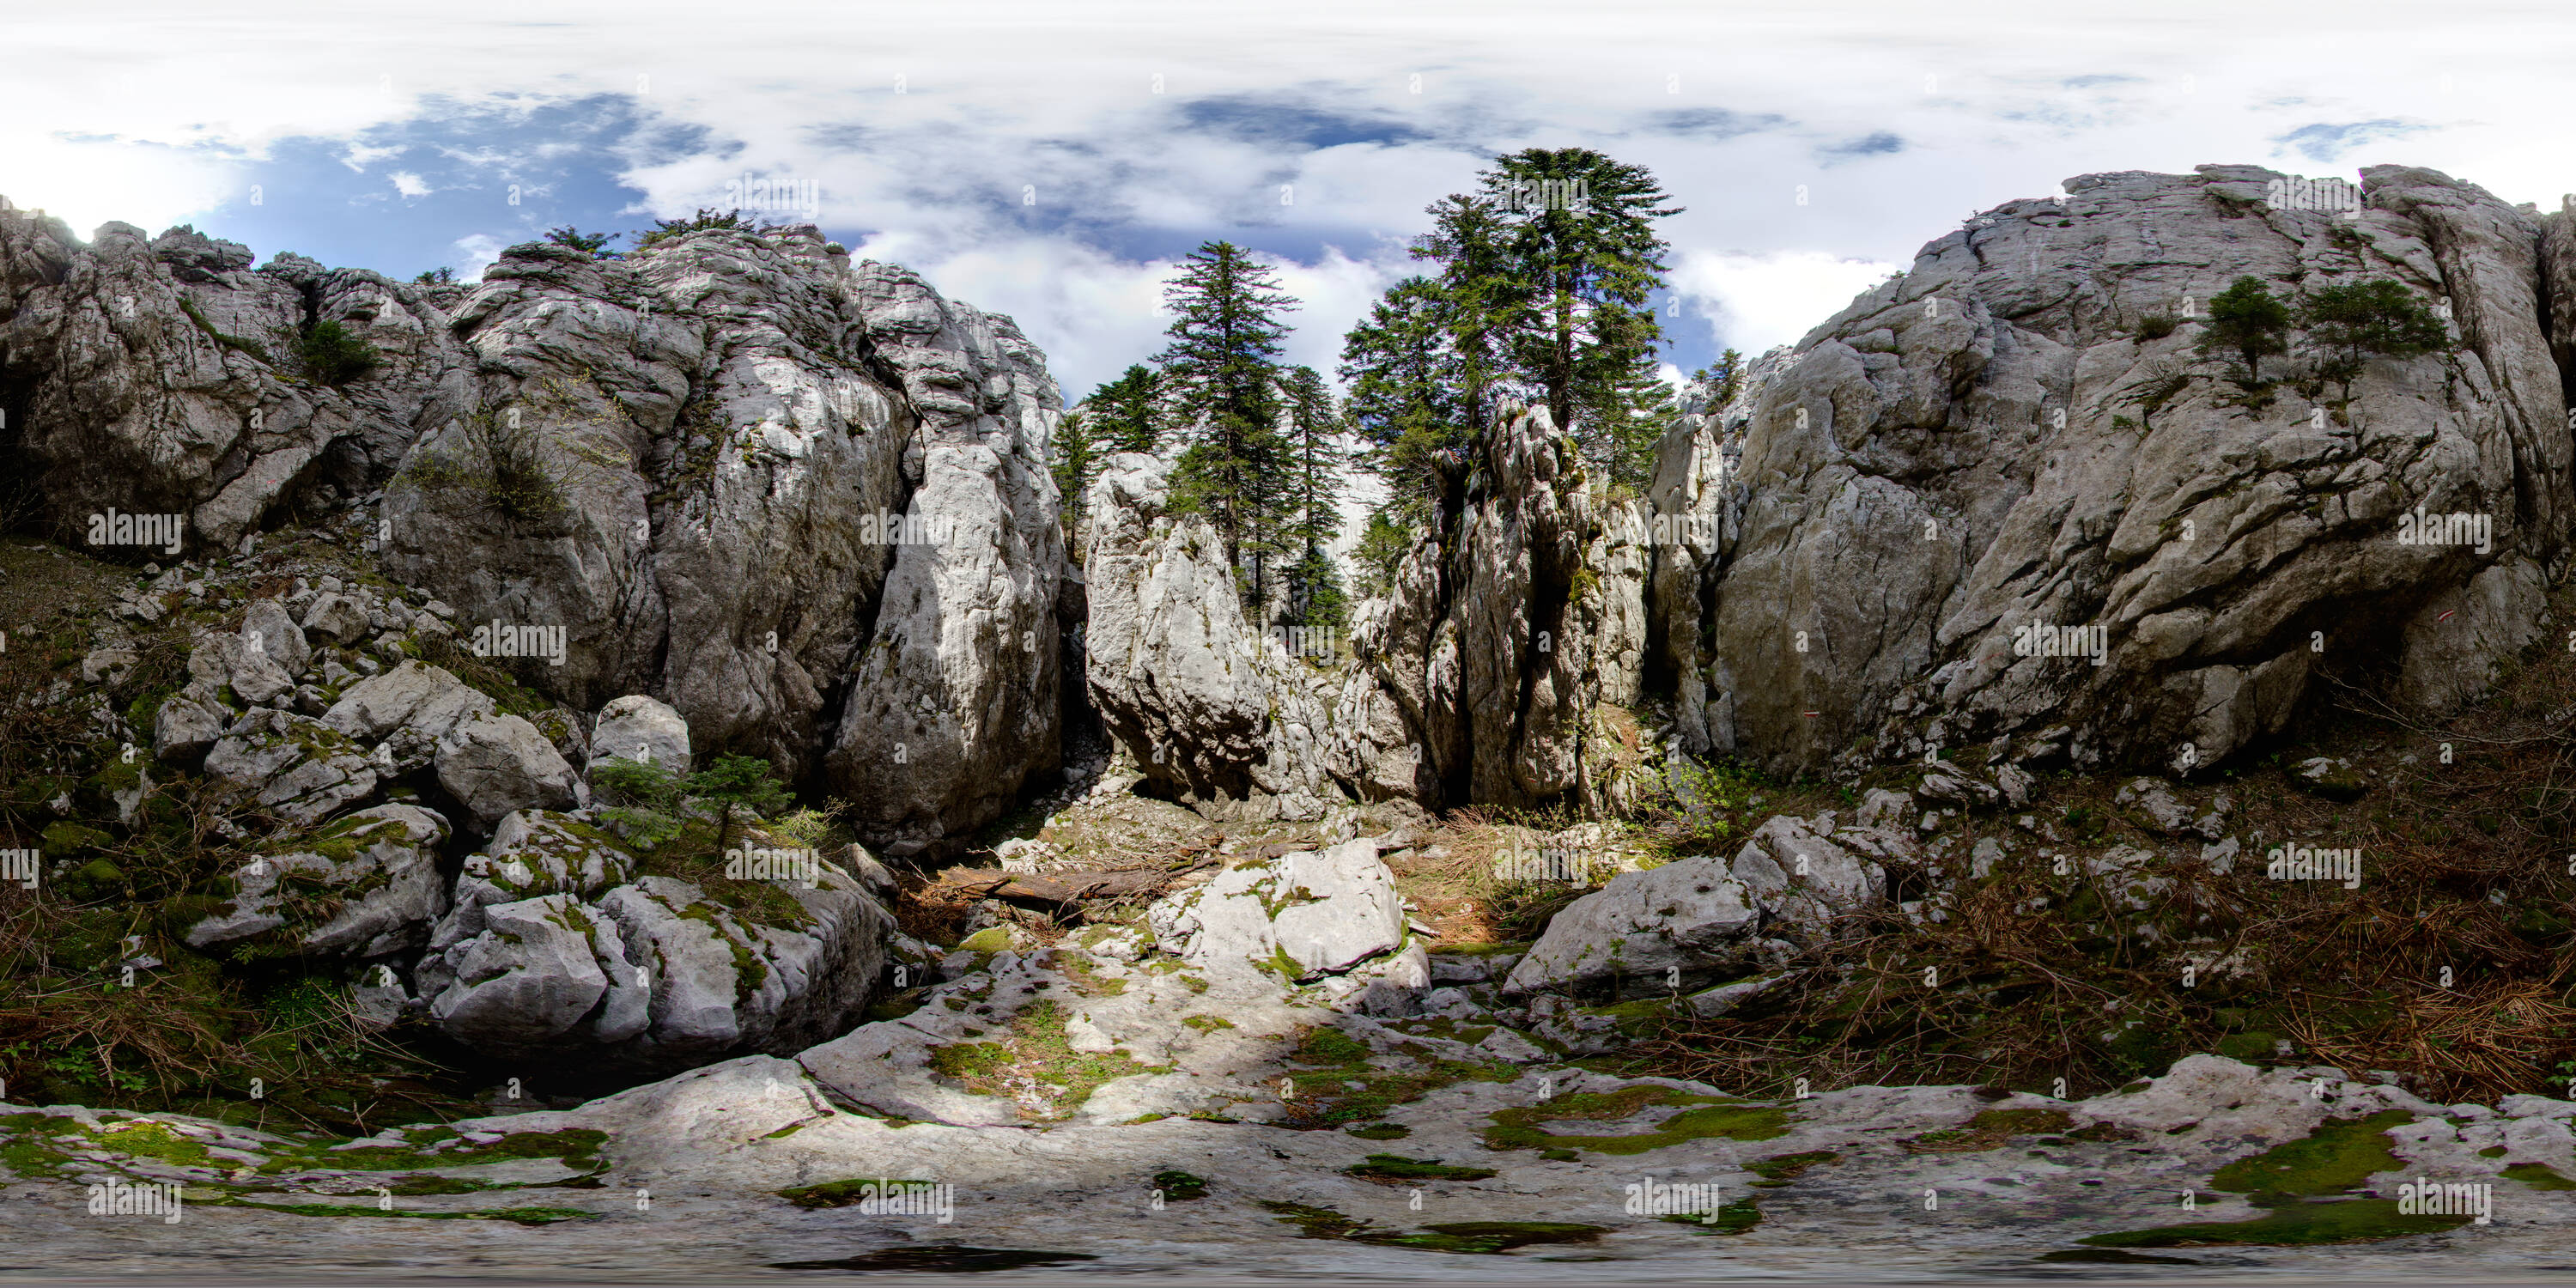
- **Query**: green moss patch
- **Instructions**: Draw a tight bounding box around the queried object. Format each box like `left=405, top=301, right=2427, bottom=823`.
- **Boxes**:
left=1344, top=1153, right=1498, bottom=1184
left=1903, top=1109, right=2072, bottom=1154
left=1346, top=1122, right=1412, bottom=1140
left=1485, top=1085, right=1784, bottom=1154
left=2209, top=1110, right=2412, bottom=1199
left=778, top=1178, right=944, bottom=1209
left=1279, top=1027, right=1519, bottom=1127
left=1151, top=1170, right=1207, bottom=1200
left=272, top=1127, right=606, bottom=1174
left=1745, top=1150, right=1839, bottom=1187
left=2080, top=1199, right=2470, bottom=1248
left=920, top=1001, right=1163, bottom=1121
left=1259, top=1201, right=1606, bottom=1255
left=1661, top=1197, right=1760, bottom=1235
left=2502, top=1163, right=2576, bottom=1191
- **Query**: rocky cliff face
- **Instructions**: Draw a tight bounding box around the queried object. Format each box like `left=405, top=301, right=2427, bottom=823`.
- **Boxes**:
left=1654, top=164, right=2573, bottom=777
left=1, top=211, right=1066, bottom=854
left=1080, top=405, right=1649, bottom=818
left=1344, top=404, right=1649, bottom=812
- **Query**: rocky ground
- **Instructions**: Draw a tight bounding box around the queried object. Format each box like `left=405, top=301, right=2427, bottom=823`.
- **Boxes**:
left=12, top=167, right=2576, bottom=1279
left=11, top=776, right=2576, bottom=1279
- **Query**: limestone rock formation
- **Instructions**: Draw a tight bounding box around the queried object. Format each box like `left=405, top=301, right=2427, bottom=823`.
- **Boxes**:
left=185, top=804, right=451, bottom=958
left=1653, top=164, right=2571, bottom=778
left=1348, top=404, right=1649, bottom=812
left=10, top=204, right=1068, bottom=856
left=1080, top=404, right=1649, bottom=819
left=1079, top=452, right=1339, bottom=817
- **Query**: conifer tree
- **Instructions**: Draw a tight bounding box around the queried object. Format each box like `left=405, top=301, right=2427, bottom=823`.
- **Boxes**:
left=1049, top=410, right=1097, bottom=541
left=1279, top=366, right=1349, bottom=635
left=1340, top=276, right=1468, bottom=526
left=1340, top=148, right=1684, bottom=507
left=1084, top=364, right=1163, bottom=453
left=1154, top=240, right=1299, bottom=604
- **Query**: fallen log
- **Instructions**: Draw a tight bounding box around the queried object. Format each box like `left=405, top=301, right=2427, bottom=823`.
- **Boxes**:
left=932, top=866, right=1183, bottom=907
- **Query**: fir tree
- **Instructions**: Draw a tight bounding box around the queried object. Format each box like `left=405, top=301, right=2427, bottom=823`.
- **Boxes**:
left=1159, top=246, right=1298, bottom=608
left=2197, top=275, right=2292, bottom=388
left=1084, top=364, right=1163, bottom=453
left=2299, top=279, right=2446, bottom=401
left=1480, top=148, right=1681, bottom=489
left=1352, top=510, right=1412, bottom=599
left=1340, top=148, right=1683, bottom=504
left=1340, top=276, right=1468, bottom=526
left=1279, top=366, right=1349, bottom=635
left=1155, top=241, right=1300, bottom=606
left=1049, top=409, right=1097, bottom=541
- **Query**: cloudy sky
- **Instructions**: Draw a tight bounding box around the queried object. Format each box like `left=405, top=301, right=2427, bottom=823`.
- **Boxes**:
left=8, top=1, right=2568, bottom=398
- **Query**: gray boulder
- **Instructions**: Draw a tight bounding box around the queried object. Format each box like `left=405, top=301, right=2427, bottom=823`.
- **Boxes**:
left=203, top=708, right=378, bottom=824
left=434, top=714, right=580, bottom=829
left=426, top=859, right=896, bottom=1071
left=433, top=808, right=635, bottom=950
left=188, top=628, right=294, bottom=707
left=152, top=680, right=234, bottom=767
left=1501, top=855, right=1764, bottom=997
left=301, top=592, right=373, bottom=647
left=323, top=659, right=496, bottom=772
left=429, top=893, right=635, bottom=1047
left=587, top=694, right=690, bottom=775
left=1728, top=813, right=1896, bottom=932
left=1146, top=838, right=1406, bottom=981
left=240, top=598, right=311, bottom=677
left=1654, top=164, right=2569, bottom=777
left=185, top=804, right=448, bottom=958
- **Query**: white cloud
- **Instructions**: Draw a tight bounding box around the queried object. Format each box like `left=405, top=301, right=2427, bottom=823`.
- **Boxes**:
left=452, top=233, right=507, bottom=279
left=7, top=0, right=2573, bottom=393
left=389, top=171, right=432, bottom=199
left=1668, top=249, right=1899, bottom=357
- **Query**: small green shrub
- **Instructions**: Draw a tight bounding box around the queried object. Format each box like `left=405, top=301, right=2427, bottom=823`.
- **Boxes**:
left=295, top=321, right=380, bottom=386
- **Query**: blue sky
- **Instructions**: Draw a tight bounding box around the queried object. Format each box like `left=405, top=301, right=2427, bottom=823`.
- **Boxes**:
left=7, top=0, right=2568, bottom=398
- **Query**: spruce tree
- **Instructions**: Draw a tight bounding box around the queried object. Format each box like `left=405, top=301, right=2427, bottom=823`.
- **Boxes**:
left=1049, top=409, right=1097, bottom=542
left=1153, top=241, right=1299, bottom=604
left=1084, top=364, right=1163, bottom=453
left=1279, top=366, right=1350, bottom=635
left=1340, top=276, right=1468, bottom=526
left=1479, top=148, right=1682, bottom=490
